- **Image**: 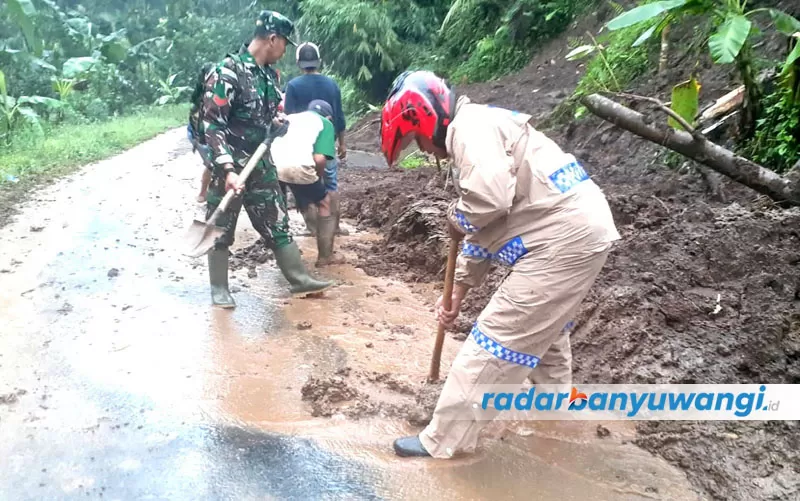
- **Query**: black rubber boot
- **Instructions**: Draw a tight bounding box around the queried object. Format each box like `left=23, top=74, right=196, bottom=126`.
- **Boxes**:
left=208, top=247, right=236, bottom=308
left=393, top=436, right=432, bottom=458
left=273, top=242, right=334, bottom=296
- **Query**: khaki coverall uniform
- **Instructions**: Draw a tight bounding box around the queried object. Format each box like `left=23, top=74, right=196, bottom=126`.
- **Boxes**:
left=419, top=96, right=621, bottom=458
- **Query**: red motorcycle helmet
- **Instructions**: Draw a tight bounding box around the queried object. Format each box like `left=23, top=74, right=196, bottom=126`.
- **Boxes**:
left=380, top=70, right=456, bottom=166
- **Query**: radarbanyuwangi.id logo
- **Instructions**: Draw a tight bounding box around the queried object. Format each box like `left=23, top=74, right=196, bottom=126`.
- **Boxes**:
left=464, top=384, right=798, bottom=421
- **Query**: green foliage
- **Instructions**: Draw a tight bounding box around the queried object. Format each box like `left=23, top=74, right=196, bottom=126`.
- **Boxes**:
left=573, top=26, right=654, bottom=95
left=0, top=103, right=188, bottom=184
left=7, top=0, right=42, bottom=55
left=708, top=14, right=751, bottom=64
left=0, top=69, right=64, bottom=144
left=780, top=34, right=800, bottom=105
left=605, top=0, right=688, bottom=31
left=1, top=0, right=583, bottom=147
left=438, top=0, right=506, bottom=64
left=155, top=74, right=190, bottom=106
left=450, top=31, right=528, bottom=83
left=297, top=0, right=404, bottom=100
left=550, top=22, right=654, bottom=125
left=438, top=0, right=582, bottom=83
left=399, top=151, right=427, bottom=170
left=669, top=77, right=700, bottom=130
left=385, top=0, right=447, bottom=46
left=605, top=0, right=800, bottom=132
left=333, top=73, right=374, bottom=126
left=0, top=0, right=250, bottom=142
left=742, top=86, right=800, bottom=174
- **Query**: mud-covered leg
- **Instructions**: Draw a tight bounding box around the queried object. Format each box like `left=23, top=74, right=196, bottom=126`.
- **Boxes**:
left=243, top=163, right=333, bottom=296
left=205, top=176, right=242, bottom=308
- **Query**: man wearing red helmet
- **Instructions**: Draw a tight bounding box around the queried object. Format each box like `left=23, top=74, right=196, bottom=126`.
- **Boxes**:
left=381, top=71, right=621, bottom=458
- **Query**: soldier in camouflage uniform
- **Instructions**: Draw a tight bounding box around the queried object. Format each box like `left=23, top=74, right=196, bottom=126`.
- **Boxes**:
left=202, top=10, right=333, bottom=308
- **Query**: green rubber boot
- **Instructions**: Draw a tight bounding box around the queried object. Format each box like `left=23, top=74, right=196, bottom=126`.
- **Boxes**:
left=273, top=242, right=334, bottom=296
left=208, top=247, right=236, bottom=308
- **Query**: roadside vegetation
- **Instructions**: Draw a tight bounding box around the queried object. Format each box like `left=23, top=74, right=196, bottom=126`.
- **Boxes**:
left=1, top=0, right=798, bottom=188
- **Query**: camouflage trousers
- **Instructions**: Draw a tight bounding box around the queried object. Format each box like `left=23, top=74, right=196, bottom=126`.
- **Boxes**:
left=206, top=161, right=292, bottom=250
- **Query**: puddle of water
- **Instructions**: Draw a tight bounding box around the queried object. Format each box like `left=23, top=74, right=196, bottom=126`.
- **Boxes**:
left=0, top=130, right=703, bottom=501
left=345, top=150, right=389, bottom=169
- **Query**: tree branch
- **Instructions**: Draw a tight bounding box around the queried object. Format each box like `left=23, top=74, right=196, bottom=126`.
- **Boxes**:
left=581, top=93, right=800, bottom=206
left=614, top=92, right=706, bottom=142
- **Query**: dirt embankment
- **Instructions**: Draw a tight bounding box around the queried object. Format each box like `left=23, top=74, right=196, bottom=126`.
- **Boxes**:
left=336, top=8, right=800, bottom=501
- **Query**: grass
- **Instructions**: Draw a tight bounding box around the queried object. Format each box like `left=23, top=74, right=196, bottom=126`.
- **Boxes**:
left=0, top=103, right=189, bottom=227
left=399, top=151, right=428, bottom=170
left=1, top=104, right=189, bottom=182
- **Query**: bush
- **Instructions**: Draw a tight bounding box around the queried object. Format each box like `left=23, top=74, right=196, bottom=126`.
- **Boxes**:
left=297, top=0, right=404, bottom=101
left=335, top=74, right=374, bottom=127
left=545, top=22, right=656, bottom=124
left=742, top=86, right=800, bottom=174
left=438, top=0, right=582, bottom=83
left=574, top=25, right=654, bottom=97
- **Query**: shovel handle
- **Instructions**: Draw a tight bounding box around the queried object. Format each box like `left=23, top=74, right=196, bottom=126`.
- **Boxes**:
left=428, top=236, right=461, bottom=382
left=205, top=140, right=271, bottom=226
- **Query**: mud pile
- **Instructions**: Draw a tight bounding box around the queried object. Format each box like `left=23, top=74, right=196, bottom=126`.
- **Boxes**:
left=229, top=238, right=274, bottom=273
left=301, top=369, right=443, bottom=426
left=339, top=167, right=455, bottom=282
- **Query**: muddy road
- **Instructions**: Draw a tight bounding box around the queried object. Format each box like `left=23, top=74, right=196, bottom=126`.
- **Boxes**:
left=0, top=129, right=702, bottom=500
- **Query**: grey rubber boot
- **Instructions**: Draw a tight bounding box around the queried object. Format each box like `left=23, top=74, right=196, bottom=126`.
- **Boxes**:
left=316, top=212, right=346, bottom=267
left=330, top=192, right=350, bottom=236
left=208, top=247, right=236, bottom=308
left=298, top=205, right=318, bottom=237
left=315, top=214, right=335, bottom=266
left=273, top=242, right=334, bottom=296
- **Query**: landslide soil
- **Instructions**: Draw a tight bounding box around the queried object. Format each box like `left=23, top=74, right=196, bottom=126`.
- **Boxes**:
left=338, top=8, right=800, bottom=501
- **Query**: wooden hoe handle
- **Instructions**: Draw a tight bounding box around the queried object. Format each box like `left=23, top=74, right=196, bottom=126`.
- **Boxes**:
left=428, top=236, right=461, bottom=382
left=204, top=139, right=271, bottom=227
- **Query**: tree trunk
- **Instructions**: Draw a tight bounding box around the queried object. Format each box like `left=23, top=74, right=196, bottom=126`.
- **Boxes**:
left=736, top=45, right=762, bottom=139
left=581, top=93, right=800, bottom=206
left=659, top=24, right=671, bottom=74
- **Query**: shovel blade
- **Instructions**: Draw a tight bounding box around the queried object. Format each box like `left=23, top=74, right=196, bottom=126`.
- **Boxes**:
left=183, top=219, right=226, bottom=258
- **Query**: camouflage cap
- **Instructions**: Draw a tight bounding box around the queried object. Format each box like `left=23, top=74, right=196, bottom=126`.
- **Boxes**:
left=254, top=10, right=297, bottom=46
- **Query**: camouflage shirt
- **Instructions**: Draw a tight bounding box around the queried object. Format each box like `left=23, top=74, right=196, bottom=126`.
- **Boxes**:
left=202, top=51, right=282, bottom=177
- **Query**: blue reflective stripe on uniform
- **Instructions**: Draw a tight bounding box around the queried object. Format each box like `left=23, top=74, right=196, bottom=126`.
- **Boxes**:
left=454, top=210, right=478, bottom=233
left=494, top=236, right=528, bottom=266
left=471, top=324, right=540, bottom=369
left=462, top=242, right=492, bottom=259
left=549, top=161, right=589, bottom=193
left=461, top=236, right=529, bottom=265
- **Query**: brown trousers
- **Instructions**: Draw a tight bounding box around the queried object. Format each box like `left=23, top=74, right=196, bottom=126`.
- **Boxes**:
left=419, top=245, right=612, bottom=458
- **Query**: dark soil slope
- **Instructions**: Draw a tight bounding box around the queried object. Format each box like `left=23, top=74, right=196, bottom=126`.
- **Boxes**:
left=338, top=7, right=800, bottom=500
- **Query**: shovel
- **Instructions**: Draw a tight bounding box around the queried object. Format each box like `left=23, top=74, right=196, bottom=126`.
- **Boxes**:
left=428, top=232, right=462, bottom=382
left=183, top=140, right=271, bottom=258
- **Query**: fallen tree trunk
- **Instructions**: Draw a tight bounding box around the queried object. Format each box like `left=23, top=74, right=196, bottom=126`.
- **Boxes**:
left=581, top=93, right=800, bottom=206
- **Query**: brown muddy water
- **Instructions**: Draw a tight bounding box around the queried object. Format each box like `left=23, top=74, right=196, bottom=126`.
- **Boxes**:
left=0, top=129, right=703, bottom=500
